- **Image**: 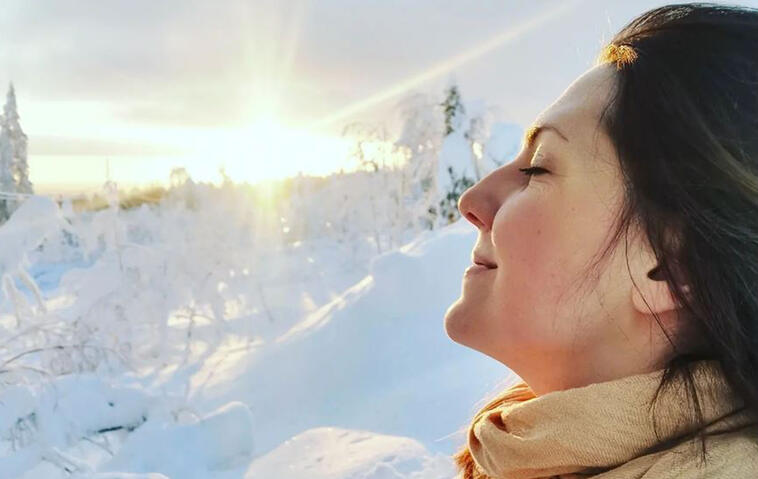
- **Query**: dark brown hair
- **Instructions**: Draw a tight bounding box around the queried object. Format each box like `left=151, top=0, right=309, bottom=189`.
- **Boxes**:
left=454, top=3, right=758, bottom=476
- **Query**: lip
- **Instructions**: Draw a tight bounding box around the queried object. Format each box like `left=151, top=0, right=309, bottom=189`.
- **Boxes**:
left=472, top=253, right=497, bottom=269
left=465, top=263, right=497, bottom=275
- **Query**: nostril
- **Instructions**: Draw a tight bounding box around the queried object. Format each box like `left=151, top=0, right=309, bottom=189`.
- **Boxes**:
left=465, top=212, right=485, bottom=229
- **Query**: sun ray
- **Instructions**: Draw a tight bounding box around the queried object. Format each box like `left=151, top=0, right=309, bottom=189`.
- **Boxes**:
left=235, top=0, right=310, bottom=121
left=308, top=0, right=585, bottom=130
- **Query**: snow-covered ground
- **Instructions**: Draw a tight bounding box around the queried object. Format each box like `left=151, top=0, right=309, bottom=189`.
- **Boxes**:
left=0, top=175, right=519, bottom=478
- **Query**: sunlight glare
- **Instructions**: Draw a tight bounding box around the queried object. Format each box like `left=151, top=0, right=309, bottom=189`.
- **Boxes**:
left=190, top=117, right=354, bottom=184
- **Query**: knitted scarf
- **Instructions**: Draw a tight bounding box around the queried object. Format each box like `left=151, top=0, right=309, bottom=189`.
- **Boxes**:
left=453, top=359, right=758, bottom=479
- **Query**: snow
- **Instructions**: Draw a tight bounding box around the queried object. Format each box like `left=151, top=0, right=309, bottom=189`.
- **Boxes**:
left=99, top=401, right=254, bottom=478
left=0, top=112, right=522, bottom=477
left=187, top=218, right=510, bottom=462
left=0, top=186, right=519, bottom=478
left=436, top=131, right=475, bottom=195
left=245, top=427, right=456, bottom=479
left=485, top=122, right=523, bottom=167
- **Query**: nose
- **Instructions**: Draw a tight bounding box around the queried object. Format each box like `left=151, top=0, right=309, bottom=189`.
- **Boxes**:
left=457, top=169, right=503, bottom=232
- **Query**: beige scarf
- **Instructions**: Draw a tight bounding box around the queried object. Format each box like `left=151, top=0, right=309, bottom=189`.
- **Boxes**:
left=455, top=359, right=758, bottom=479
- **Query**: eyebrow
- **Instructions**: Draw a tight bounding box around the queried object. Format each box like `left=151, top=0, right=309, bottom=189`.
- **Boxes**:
left=522, top=123, right=570, bottom=151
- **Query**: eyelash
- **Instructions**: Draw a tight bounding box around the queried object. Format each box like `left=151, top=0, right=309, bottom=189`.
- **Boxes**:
left=518, top=166, right=549, bottom=176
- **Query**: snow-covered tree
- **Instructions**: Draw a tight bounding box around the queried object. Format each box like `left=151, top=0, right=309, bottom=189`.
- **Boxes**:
left=0, top=83, right=32, bottom=221
left=440, top=84, right=465, bottom=136
left=435, top=84, right=477, bottom=227
left=393, top=92, right=446, bottom=230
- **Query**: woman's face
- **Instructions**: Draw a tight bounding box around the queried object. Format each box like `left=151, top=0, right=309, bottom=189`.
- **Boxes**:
left=444, top=64, right=679, bottom=394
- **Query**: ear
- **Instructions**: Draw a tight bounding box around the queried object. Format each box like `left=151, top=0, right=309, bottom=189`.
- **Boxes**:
left=631, top=264, right=690, bottom=315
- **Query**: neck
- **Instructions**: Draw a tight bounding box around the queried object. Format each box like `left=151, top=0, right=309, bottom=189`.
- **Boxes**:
left=513, top=344, right=674, bottom=396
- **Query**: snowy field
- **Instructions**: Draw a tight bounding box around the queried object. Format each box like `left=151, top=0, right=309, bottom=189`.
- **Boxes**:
left=0, top=124, right=521, bottom=478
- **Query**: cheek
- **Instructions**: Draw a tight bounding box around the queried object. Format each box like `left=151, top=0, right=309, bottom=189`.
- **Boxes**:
left=492, top=195, right=565, bottom=300
left=488, top=192, right=596, bottom=349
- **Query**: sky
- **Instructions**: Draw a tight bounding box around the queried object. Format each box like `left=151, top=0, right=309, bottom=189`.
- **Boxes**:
left=2, top=0, right=755, bottom=193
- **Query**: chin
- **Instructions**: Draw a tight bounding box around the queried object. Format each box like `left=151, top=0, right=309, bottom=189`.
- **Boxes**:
left=443, top=296, right=474, bottom=346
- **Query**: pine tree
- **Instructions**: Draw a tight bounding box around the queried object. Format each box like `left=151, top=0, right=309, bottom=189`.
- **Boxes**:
left=437, top=84, right=475, bottom=226
left=440, top=85, right=465, bottom=136
left=5, top=84, right=32, bottom=195
left=0, top=83, right=32, bottom=221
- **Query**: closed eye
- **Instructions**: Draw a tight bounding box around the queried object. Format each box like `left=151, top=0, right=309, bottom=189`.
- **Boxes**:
left=518, top=166, right=549, bottom=176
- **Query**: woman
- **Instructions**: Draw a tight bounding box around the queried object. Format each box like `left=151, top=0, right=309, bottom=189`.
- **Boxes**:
left=444, top=3, right=758, bottom=478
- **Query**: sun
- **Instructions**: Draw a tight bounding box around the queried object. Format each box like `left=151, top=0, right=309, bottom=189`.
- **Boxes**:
left=206, top=117, right=353, bottom=184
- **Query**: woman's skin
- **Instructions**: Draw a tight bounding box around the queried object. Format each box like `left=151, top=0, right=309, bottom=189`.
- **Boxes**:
left=444, top=63, right=689, bottom=396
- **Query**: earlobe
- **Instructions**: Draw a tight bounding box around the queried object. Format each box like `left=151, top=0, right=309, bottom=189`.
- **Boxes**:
left=631, top=278, right=689, bottom=315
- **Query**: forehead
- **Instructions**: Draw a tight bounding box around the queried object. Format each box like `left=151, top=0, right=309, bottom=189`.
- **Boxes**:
left=531, top=64, right=617, bottom=151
